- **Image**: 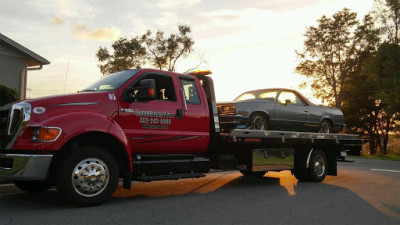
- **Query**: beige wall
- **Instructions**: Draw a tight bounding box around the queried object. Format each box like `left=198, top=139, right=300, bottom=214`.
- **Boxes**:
left=0, top=44, right=28, bottom=99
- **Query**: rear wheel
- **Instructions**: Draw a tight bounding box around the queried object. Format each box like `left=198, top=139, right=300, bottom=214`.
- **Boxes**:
left=55, top=146, right=119, bottom=206
left=293, top=150, right=327, bottom=182
left=249, top=113, right=268, bottom=130
left=307, top=150, right=327, bottom=182
left=14, top=180, right=52, bottom=192
left=293, top=168, right=309, bottom=181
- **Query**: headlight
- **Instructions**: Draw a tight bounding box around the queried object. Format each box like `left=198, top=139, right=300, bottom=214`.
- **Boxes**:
left=32, top=127, right=62, bottom=142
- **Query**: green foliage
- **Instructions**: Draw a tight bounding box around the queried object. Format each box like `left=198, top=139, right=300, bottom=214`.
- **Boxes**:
left=141, top=25, right=194, bottom=72
left=96, top=37, right=146, bottom=75
left=374, top=0, right=400, bottom=44
left=0, top=85, right=18, bottom=107
left=296, top=8, right=379, bottom=108
left=372, top=43, right=400, bottom=114
left=342, top=43, right=400, bottom=154
left=96, top=25, right=195, bottom=75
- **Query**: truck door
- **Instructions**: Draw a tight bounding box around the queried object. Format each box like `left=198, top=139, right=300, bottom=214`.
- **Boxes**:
left=179, top=76, right=210, bottom=153
left=119, top=72, right=186, bottom=154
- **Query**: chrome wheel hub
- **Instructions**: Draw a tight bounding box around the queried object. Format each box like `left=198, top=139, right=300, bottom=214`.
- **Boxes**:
left=314, top=155, right=326, bottom=177
left=253, top=116, right=265, bottom=130
left=72, top=158, right=109, bottom=197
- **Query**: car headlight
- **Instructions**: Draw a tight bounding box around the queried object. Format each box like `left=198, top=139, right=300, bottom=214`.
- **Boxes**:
left=217, top=104, right=236, bottom=115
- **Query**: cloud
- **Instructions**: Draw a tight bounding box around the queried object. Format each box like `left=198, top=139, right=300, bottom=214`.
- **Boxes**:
left=51, top=15, right=64, bottom=26
left=156, top=0, right=202, bottom=9
left=73, top=24, right=121, bottom=41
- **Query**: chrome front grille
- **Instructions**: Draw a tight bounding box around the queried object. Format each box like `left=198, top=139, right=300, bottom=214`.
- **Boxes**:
left=0, top=102, right=31, bottom=149
left=8, top=108, right=21, bottom=135
left=0, top=109, right=9, bottom=147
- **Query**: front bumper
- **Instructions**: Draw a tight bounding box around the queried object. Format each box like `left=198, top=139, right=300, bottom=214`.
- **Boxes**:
left=0, top=152, right=53, bottom=181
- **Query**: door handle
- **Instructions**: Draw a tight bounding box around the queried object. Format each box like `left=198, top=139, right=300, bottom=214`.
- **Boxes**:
left=176, top=109, right=183, bottom=120
left=304, top=110, right=309, bottom=113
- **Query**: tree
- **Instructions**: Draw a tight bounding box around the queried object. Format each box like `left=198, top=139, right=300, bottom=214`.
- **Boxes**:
left=141, top=25, right=194, bottom=72
left=0, top=85, right=18, bottom=107
left=342, top=43, right=400, bottom=154
left=96, top=37, right=146, bottom=75
left=96, top=25, right=195, bottom=75
left=374, top=0, right=400, bottom=45
left=342, top=51, right=383, bottom=154
left=369, top=43, right=400, bottom=153
left=296, top=8, right=375, bottom=108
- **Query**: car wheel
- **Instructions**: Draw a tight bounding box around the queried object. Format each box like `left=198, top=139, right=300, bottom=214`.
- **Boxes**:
left=249, top=113, right=268, bottom=130
left=55, top=146, right=119, bottom=206
left=318, top=119, right=331, bottom=133
left=14, top=180, right=52, bottom=192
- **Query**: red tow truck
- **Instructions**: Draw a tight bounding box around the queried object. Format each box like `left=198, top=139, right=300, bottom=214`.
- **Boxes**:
left=0, top=69, right=363, bottom=206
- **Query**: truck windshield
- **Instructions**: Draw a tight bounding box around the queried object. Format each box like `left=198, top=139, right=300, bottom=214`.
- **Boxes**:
left=81, top=70, right=139, bottom=92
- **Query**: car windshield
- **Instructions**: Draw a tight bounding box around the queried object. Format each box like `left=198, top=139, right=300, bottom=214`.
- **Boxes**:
left=81, top=70, right=139, bottom=92
left=234, top=90, right=278, bottom=101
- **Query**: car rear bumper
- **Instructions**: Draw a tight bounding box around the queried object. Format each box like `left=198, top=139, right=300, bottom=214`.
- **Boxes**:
left=218, top=114, right=244, bottom=132
left=0, top=152, right=53, bottom=181
left=332, top=123, right=346, bottom=133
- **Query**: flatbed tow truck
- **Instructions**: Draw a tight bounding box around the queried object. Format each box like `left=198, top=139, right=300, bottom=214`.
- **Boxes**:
left=0, top=69, right=364, bottom=206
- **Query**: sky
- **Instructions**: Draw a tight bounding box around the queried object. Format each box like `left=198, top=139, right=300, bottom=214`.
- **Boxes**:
left=0, top=0, right=375, bottom=102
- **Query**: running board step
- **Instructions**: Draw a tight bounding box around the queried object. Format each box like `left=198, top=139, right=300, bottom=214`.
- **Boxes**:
left=135, top=172, right=206, bottom=182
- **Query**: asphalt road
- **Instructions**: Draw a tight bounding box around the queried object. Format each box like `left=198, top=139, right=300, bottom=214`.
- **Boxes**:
left=0, top=158, right=399, bottom=225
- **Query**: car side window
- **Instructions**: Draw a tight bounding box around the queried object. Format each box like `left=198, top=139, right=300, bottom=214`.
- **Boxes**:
left=258, top=91, right=278, bottom=101
left=277, top=91, right=304, bottom=106
left=180, top=78, right=200, bottom=105
left=132, top=74, right=176, bottom=101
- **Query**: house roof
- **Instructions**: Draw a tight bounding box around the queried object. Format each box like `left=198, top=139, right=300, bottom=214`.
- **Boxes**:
left=0, top=33, right=50, bottom=67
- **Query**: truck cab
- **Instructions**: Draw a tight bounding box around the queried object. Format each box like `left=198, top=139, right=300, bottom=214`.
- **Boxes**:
left=0, top=68, right=217, bottom=205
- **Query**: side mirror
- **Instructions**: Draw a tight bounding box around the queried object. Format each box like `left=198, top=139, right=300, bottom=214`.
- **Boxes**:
left=135, top=79, right=156, bottom=101
left=285, top=99, right=291, bottom=104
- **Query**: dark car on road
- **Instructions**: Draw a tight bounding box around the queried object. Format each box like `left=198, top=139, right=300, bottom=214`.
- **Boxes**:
left=217, top=88, right=345, bottom=133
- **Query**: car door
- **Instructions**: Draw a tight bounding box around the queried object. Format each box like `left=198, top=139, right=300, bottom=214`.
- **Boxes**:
left=274, top=90, right=309, bottom=131
left=119, top=72, right=186, bottom=154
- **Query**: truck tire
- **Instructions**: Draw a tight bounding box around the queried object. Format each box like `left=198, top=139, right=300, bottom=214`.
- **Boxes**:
left=55, top=146, right=119, bottom=206
left=14, top=180, right=52, bottom=192
left=249, top=113, right=268, bottom=130
left=293, top=168, right=309, bottom=181
left=307, top=150, right=327, bottom=182
left=239, top=170, right=266, bottom=177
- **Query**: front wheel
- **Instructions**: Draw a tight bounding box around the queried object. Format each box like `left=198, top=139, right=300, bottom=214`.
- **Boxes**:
left=249, top=113, right=268, bottom=130
left=55, top=146, right=119, bottom=206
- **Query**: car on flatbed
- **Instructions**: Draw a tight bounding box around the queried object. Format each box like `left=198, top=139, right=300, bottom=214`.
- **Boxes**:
left=217, top=88, right=345, bottom=133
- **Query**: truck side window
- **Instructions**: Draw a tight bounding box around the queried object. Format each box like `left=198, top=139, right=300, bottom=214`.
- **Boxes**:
left=180, top=78, right=200, bottom=105
left=133, top=74, right=176, bottom=101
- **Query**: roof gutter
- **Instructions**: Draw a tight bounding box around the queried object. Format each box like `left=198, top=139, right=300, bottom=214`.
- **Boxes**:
left=20, top=65, right=43, bottom=100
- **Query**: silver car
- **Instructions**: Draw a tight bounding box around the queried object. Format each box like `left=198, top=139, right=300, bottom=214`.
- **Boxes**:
left=217, top=88, right=345, bottom=133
